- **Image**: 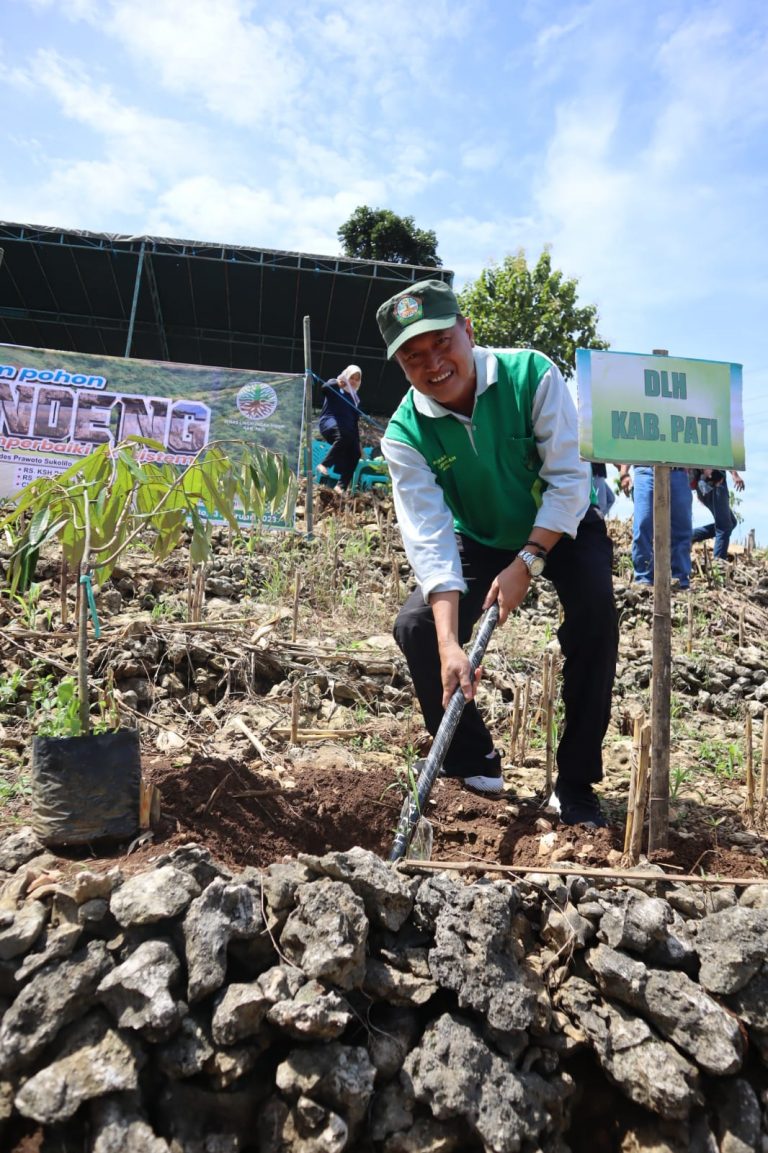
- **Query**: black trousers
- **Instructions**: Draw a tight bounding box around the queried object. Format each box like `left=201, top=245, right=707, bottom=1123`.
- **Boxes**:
left=320, top=424, right=361, bottom=489
left=393, top=508, right=618, bottom=786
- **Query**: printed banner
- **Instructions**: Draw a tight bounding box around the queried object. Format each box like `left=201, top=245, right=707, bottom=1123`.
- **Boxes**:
left=0, top=344, right=305, bottom=527
left=577, top=349, right=745, bottom=469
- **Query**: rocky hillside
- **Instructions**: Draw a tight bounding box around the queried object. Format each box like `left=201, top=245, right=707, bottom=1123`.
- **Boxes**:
left=2, top=487, right=768, bottom=1151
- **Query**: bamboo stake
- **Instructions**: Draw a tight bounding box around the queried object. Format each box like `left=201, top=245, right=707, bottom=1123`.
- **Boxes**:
left=272, top=726, right=367, bottom=742
left=628, top=723, right=652, bottom=865
left=291, top=572, right=301, bottom=642
left=538, top=654, right=549, bottom=740
left=398, top=858, right=768, bottom=887
left=290, top=684, right=300, bottom=744
left=186, top=552, right=194, bottom=621
left=232, top=717, right=270, bottom=759
left=758, top=709, right=768, bottom=829
left=544, top=652, right=556, bottom=797
left=744, top=710, right=755, bottom=825
left=509, top=681, right=522, bottom=763
left=623, top=712, right=645, bottom=854
left=519, top=676, right=532, bottom=764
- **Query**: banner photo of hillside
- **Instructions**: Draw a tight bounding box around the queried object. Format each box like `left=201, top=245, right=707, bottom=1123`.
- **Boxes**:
left=0, top=344, right=305, bottom=528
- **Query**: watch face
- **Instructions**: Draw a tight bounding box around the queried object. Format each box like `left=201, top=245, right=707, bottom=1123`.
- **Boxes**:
left=520, top=550, right=545, bottom=576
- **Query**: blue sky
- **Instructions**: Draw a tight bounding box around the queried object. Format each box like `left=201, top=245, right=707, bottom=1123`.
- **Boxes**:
left=2, top=0, right=767, bottom=542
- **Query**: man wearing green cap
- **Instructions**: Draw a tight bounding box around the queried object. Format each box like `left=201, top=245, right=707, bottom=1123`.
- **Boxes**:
left=376, top=279, right=618, bottom=827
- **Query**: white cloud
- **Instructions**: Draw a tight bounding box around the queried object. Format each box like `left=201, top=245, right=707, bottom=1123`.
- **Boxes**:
left=104, top=0, right=304, bottom=129
left=436, top=213, right=542, bottom=285
left=147, top=174, right=388, bottom=254
left=461, top=146, right=498, bottom=173
left=534, top=6, right=590, bottom=50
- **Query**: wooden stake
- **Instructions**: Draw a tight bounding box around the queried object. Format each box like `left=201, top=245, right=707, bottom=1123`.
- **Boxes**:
left=738, top=606, right=746, bottom=649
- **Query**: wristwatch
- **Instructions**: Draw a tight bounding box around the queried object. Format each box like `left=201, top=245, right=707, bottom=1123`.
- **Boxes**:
left=517, top=549, right=546, bottom=578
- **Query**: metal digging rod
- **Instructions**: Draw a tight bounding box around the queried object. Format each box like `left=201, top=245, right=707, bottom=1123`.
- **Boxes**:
left=388, top=602, right=500, bottom=863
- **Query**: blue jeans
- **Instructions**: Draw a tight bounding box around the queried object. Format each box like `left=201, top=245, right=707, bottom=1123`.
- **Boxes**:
left=692, top=480, right=736, bottom=559
left=631, top=467, right=692, bottom=587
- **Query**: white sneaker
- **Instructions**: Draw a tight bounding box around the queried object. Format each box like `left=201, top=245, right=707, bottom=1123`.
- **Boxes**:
left=546, top=790, right=561, bottom=814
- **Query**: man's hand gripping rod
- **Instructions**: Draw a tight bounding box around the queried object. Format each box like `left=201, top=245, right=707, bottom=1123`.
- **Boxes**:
left=388, top=602, right=500, bottom=863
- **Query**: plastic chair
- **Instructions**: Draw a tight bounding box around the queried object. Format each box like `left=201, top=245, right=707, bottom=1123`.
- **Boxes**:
left=308, top=440, right=390, bottom=493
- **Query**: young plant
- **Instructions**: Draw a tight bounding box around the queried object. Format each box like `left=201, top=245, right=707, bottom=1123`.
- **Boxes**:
left=1, top=437, right=296, bottom=734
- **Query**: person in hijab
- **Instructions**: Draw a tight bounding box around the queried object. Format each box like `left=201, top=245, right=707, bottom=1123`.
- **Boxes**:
left=318, top=364, right=363, bottom=493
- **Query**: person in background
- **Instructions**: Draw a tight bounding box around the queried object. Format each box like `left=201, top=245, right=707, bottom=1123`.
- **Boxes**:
left=591, top=463, right=615, bottom=518
left=318, top=365, right=363, bottom=494
left=690, top=468, right=744, bottom=560
left=375, top=278, right=618, bottom=828
left=619, top=464, right=692, bottom=589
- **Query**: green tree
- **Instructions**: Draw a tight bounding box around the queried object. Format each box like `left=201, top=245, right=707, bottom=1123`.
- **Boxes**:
left=338, top=206, right=441, bottom=267
left=457, top=249, right=608, bottom=378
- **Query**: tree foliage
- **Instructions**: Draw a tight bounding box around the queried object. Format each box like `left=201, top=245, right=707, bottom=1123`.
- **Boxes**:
left=457, top=249, right=608, bottom=378
left=338, top=206, right=441, bottom=267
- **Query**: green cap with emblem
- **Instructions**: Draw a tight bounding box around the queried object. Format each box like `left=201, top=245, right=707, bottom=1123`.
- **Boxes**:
left=376, top=278, right=461, bottom=359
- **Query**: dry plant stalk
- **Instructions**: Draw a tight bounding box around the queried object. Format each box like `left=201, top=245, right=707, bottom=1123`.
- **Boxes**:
left=686, top=593, right=694, bottom=655
left=384, top=506, right=393, bottom=560
left=744, top=709, right=755, bottom=825
left=390, top=558, right=400, bottom=606
left=627, top=722, right=651, bottom=865
left=187, top=560, right=206, bottom=623
left=739, top=606, right=746, bottom=649
left=333, top=543, right=341, bottom=593
left=758, top=708, right=768, bottom=829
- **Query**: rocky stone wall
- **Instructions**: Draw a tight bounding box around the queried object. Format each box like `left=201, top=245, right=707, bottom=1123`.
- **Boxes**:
left=1, top=830, right=767, bottom=1152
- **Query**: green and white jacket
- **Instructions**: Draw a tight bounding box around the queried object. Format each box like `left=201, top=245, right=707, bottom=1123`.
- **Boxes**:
left=382, top=347, right=592, bottom=602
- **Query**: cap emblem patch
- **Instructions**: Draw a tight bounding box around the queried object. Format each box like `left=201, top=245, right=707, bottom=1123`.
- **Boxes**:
left=395, top=295, right=422, bottom=325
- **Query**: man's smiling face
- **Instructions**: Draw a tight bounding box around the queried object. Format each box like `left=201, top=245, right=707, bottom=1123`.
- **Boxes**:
left=394, top=317, right=477, bottom=414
